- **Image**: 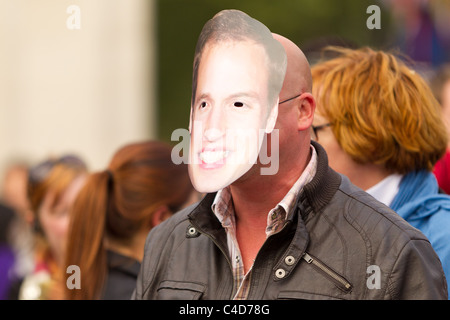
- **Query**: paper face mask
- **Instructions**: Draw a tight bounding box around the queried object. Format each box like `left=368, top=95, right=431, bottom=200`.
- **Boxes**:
left=188, top=10, right=287, bottom=193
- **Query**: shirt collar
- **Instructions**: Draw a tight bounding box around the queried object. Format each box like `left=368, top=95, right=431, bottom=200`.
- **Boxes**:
left=365, top=173, right=403, bottom=207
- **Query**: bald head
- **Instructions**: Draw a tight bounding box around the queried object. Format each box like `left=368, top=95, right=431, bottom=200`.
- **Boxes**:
left=272, top=33, right=312, bottom=98
left=270, top=33, right=315, bottom=157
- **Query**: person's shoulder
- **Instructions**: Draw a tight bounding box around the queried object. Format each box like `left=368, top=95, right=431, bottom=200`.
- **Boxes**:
left=421, top=200, right=450, bottom=245
left=336, top=175, right=428, bottom=242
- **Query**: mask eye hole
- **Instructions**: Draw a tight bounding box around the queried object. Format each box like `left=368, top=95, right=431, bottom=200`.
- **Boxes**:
left=234, top=102, right=244, bottom=107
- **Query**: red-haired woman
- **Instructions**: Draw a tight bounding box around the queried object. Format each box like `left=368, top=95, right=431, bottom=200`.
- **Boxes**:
left=311, top=47, right=450, bottom=297
left=64, top=141, right=195, bottom=300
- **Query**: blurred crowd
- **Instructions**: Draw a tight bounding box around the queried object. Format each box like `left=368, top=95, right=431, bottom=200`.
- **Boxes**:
left=0, top=141, right=199, bottom=300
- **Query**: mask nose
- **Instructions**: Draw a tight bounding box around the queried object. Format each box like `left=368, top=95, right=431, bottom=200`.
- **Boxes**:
left=203, top=106, right=225, bottom=142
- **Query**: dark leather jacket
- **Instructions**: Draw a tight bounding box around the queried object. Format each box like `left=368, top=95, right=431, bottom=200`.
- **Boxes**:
left=133, top=142, right=447, bottom=300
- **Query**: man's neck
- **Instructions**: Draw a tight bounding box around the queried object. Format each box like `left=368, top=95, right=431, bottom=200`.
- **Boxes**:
left=346, top=162, right=393, bottom=191
left=230, top=145, right=311, bottom=225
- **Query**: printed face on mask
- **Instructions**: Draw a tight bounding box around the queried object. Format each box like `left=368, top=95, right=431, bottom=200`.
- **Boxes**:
left=189, top=41, right=279, bottom=193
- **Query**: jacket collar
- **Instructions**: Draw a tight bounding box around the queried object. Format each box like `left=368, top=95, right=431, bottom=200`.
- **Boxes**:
left=300, top=141, right=342, bottom=219
left=187, top=141, right=341, bottom=240
left=187, top=192, right=227, bottom=250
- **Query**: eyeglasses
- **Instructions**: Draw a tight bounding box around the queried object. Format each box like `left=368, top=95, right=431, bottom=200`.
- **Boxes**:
left=279, top=93, right=301, bottom=105
left=28, top=155, right=87, bottom=186
left=311, top=123, right=331, bottom=141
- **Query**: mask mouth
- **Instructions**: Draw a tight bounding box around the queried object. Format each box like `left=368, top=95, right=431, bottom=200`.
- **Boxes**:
left=199, top=150, right=230, bottom=165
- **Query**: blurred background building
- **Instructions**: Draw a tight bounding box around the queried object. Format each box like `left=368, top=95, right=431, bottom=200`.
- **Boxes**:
left=0, top=0, right=156, bottom=187
left=0, top=0, right=449, bottom=191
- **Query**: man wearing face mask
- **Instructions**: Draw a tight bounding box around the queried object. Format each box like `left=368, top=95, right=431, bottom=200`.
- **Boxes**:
left=133, top=9, right=447, bottom=300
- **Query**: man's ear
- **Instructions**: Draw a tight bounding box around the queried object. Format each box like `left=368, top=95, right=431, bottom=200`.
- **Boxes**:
left=297, top=93, right=315, bottom=131
left=151, top=205, right=172, bottom=228
left=265, top=98, right=279, bottom=134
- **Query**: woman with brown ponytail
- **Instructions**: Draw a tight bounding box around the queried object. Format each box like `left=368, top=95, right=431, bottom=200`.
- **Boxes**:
left=64, top=141, right=195, bottom=300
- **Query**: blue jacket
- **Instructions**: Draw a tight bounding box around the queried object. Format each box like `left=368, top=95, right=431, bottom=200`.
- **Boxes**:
left=391, top=170, right=450, bottom=296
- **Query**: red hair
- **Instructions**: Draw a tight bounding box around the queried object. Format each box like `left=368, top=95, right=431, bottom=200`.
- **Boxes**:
left=312, top=47, right=447, bottom=173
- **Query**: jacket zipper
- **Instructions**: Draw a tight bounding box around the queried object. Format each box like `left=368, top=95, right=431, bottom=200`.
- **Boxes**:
left=191, top=226, right=236, bottom=297
left=302, top=252, right=352, bottom=293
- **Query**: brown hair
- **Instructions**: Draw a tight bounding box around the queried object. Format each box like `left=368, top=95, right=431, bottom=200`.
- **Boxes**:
left=312, top=46, right=448, bottom=173
left=65, top=141, right=194, bottom=299
left=191, top=9, right=287, bottom=107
